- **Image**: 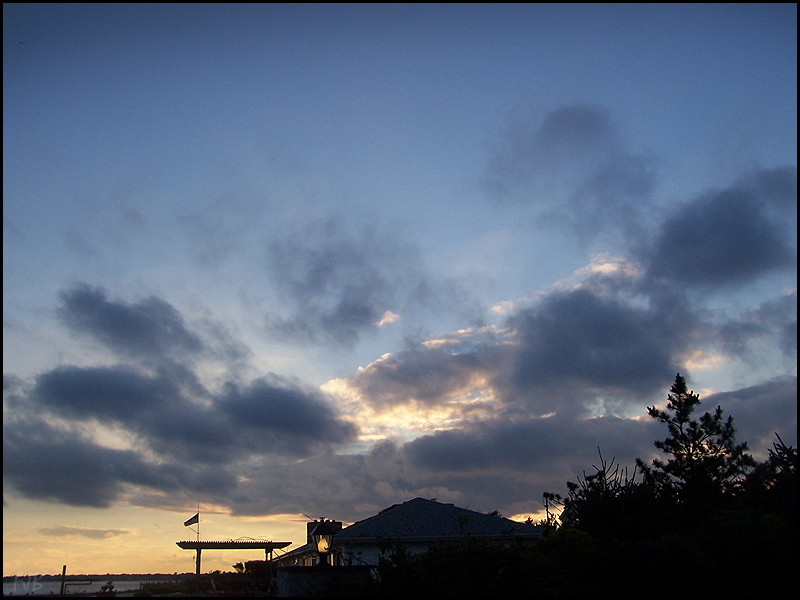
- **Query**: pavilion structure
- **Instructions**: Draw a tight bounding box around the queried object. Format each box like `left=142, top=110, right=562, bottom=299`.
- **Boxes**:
left=176, top=539, right=292, bottom=577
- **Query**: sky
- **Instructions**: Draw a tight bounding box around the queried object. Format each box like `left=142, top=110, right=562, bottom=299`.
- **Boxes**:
left=3, top=4, right=797, bottom=576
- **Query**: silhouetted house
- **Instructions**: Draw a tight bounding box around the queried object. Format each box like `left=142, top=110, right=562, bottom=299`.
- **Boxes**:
left=276, top=498, right=544, bottom=568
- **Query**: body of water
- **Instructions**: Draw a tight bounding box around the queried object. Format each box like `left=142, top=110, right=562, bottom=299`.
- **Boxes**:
left=3, top=578, right=165, bottom=596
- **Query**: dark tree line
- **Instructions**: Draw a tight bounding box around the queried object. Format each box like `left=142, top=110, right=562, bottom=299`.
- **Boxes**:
left=560, top=374, right=795, bottom=535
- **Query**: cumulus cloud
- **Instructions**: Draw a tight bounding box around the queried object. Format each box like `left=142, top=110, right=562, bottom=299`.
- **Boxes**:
left=402, top=413, right=660, bottom=484
left=483, top=106, right=796, bottom=295
left=213, top=411, right=663, bottom=521
left=24, top=362, right=357, bottom=464
left=33, top=364, right=188, bottom=422
left=4, top=364, right=358, bottom=507
left=3, top=229, right=795, bottom=523
left=212, top=372, right=796, bottom=522
left=219, top=375, right=357, bottom=445
left=341, top=257, right=790, bottom=430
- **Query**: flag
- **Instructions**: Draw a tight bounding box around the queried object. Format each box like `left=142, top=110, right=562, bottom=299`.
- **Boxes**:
left=184, top=513, right=199, bottom=527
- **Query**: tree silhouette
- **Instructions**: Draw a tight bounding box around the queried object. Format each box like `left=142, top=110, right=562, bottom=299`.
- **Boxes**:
left=559, top=448, right=659, bottom=540
left=529, top=374, right=796, bottom=597
left=743, top=433, right=797, bottom=527
left=635, top=373, right=754, bottom=514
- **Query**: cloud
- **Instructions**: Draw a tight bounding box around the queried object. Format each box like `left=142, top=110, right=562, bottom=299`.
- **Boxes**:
left=376, top=310, right=399, bottom=326
left=26, top=361, right=358, bottom=465
left=38, top=526, right=129, bottom=539
left=5, top=364, right=794, bottom=522
left=264, top=219, right=408, bottom=348
left=346, top=336, right=502, bottom=410
left=3, top=245, right=795, bottom=522
left=703, top=376, right=797, bottom=460
left=5, top=365, right=358, bottom=507
left=224, top=375, right=795, bottom=521
left=330, top=242, right=795, bottom=429
left=33, top=364, right=186, bottom=422
left=345, top=288, right=691, bottom=415
left=264, top=217, right=481, bottom=348
left=220, top=374, right=358, bottom=444
left=2, top=415, right=182, bottom=508
left=216, top=412, right=663, bottom=521
left=506, top=288, right=685, bottom=408
left=713, top=290, right=797, bottom=360
left=402, top=413, right=659, bottom=479
left=57, top=284, right=204, bottom=360
left=646, top=167, right=797, bottom=287
left=482, top=103, right=657, bottom=243
left=56, top=283, right=251, bottom=371
left=340, top=262, right=716, bottom=419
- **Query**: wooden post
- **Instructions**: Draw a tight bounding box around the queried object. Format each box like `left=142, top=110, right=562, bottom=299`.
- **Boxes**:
left=196, top=548, right=201, bottom=578
left=60, top=565, right=66, bottom=596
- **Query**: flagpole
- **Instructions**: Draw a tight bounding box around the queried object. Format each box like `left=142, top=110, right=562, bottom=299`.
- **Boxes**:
left=183, top=507, right=202, bottom=577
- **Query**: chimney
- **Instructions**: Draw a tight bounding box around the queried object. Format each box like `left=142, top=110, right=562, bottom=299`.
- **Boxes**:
left=306, top=519, right=342, bottom=544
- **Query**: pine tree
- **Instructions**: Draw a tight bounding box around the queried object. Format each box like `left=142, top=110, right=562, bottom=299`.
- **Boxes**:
left=636, top=373, right=754, bottom=513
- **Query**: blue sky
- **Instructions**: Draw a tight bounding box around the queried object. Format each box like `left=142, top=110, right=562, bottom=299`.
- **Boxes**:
left=3, top=4, right=796, bottom=575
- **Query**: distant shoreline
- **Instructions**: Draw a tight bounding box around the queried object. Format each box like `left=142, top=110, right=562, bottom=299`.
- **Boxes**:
left=3, top=573, right=194, bottom=582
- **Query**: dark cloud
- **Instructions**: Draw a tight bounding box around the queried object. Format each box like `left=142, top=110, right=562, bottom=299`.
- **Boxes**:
left=4, top=246, right=795, bottom=522
left=218, top=377, right=795, bottom=521
left=402, top=413, right=659, bottom=479
left=34, top=364, right=181, bottom=421
left=5, top=361, right=794, bottom=521
left=4, top=373, right=24, bottom=392
left=3, top=408, right=244, bottom=508
left=2, top=415, right=179, bottom=507
left=26, top=362, right=357, bottom=466
left=749, top=167, right=799, bottom=210
left=220, top=375, right=357, bottom=444
left=482, top=103, right=657, bottom=243
left=4, top=280, right=360, bottom=507
left=703, top=377, right=797, bottom=460
left=5, top=363, right=358, bottom=506
left=646, top=168, right=797, bottom=287
left=507, top=289, right=685, bottom=408
left=57, top=284, right=204, bottom=359
left=219, top=412, right=662, bottom=521
left=713, top=291, right=797, bottom=359
left=57, top=283, right=251, bottom=365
